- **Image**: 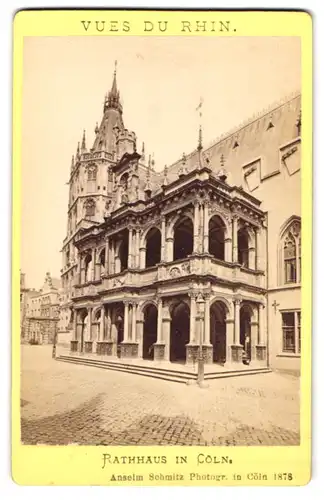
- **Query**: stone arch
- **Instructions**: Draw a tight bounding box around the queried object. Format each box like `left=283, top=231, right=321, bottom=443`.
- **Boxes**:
left=210, top=295, right=232, bottom=316
left=138, top=299, right=157, bottom=321
left=166, top=210, right=194, bottom=239
left=92, top=306, right=102, bottom=322
left=207, top=210, right=231, bottom=237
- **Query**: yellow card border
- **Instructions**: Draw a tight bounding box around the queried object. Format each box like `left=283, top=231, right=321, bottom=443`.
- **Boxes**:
left=12, top=9, right=312, bottom=486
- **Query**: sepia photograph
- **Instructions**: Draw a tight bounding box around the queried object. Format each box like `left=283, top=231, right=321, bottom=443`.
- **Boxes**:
left=20, top=35, right=301, bottom=448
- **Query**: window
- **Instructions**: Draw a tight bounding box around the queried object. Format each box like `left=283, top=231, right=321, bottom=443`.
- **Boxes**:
left=281, top=311, right=301, bottom=354
left=84, top=198, right=96, bottom=218
left=279, top=217, right=301, bottom=285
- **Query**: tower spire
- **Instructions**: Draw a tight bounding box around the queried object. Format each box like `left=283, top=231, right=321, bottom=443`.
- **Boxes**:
left=104, top=60, right=122, bottom=113
left=81, top=129, right=86, bottom=152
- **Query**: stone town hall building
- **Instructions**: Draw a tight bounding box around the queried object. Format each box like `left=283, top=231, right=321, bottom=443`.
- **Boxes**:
left=60, top=68, right=301, bottom=373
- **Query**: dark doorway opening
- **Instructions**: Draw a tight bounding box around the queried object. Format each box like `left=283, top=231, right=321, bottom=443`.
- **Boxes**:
left=209, top=215, right=225, bottom=260
left=118, top=229, right=129, bottom=272
left=145, top=228, right=161, bottom=268
left=143, top=304, right=158, bottom=360
left=238, top=228, right=249, bottom=268
left=240, top=306, right=252, bottom=362
left=170, top=302, right=190, bottom=362
left=210, top=302, right=227, bottom=364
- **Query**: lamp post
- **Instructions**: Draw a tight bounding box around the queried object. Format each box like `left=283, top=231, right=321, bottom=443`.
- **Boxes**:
left=52, top=320, right=58, bottom=359
left=196, top=294, right=208, bottom=389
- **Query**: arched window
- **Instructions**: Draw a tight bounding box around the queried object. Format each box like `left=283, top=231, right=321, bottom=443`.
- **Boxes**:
left=84, top=198, right=96, bottom=218
left=279, top=217, right=301, bottom=285
left=87, top=164, right=97, bottom=181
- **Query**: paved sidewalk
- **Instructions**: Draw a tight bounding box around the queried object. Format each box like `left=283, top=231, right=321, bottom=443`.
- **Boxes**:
left=20, top=345, right=300, bottom=446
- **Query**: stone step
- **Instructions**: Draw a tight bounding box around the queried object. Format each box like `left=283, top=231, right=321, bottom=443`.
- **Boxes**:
left=57, top=355, right=271, bottom=384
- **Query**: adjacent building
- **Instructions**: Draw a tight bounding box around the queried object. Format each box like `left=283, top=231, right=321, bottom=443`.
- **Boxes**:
left=60, top=68, right=301, bottom=373
left=22, top=272, right=61, bottom=344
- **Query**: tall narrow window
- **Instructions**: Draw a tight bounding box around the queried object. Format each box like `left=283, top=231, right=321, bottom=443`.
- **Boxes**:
left=279, top=217, right=301, bottom=285
left=284, top=238, right=296, bottom=283
left=281, top=310, right=301, bottom=354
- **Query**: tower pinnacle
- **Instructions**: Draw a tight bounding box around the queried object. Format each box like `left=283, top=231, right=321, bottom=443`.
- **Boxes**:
left=104, top=61, right=122, bottom=113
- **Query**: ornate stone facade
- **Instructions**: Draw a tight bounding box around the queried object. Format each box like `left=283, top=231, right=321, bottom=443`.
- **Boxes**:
left=60, top=68, right=301, bottom=372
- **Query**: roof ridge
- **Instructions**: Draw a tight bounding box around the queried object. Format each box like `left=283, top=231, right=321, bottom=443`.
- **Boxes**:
left=166, top=90, right=301, bottom=171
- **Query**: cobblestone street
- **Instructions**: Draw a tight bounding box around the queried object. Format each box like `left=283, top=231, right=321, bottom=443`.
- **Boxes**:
left=20, top=346, right=300, bottom=446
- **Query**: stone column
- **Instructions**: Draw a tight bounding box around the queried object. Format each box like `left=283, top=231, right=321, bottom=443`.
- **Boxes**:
left=99, top=306, right=104, bottom=341
left=256, top=303, right=267, bottom=363
left=77, top=254, right=82, bottom=284
left=157, top=298, right=163, bottom=343
left=166, top=237, right=174, bottom=262
left=161, top=217, right=166, bottom=262
left=123, top=301, right=129, bottom=341
left=136, top=319, right=144, bottom=359
left=225, top=318, right=234, bottom=364
left=248, top=230, right=256, bottom=270
left=204, top=294, right=211, bottom=344
left=203, top=203, right=209, bottom=253
left=189, top=292, right=197, bottom=344
left=106, top=307, right=112, bottom=341
left=199, top=204, right=204, bottom=253
left=230, top=298, right=243, bottom=363
left=91, top=248, right=96, bottom=281
left=234, top=298, right=241, bottom=345
left=131, top=303, right=137, bottom=343
left=193, top=202, right=200, bottom=253
left=154, top=298, right=165, bottom=361
left=88, top=307, right=92, bottom=340
left=250, top=320, right=258, bottom=362
left=128, top=228, right=133, bottom=269
left=105, top=238, right=109, bottom=274
left=225, top=219, right=233, bottom=262
left=73, top=309, right=77, bottom=341
left=162, top=317, right=171, bottom=361
left=135, top=229, right=140, bottom=268
left=139, top=245, right=146, bottom=269
left=232, top=216, right=238, bottom=262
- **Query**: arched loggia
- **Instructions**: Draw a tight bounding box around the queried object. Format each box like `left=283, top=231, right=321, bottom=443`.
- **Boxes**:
left=173, top=216, right=193, bottom=261
left=145, top=228, right=161, bottom=268
left=209, top=215, right=226, bottom=260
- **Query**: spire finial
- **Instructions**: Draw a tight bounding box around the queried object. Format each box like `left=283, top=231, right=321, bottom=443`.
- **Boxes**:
left=220, top=153, right=225, bottom=168
left=178, top=153, right=188, bottom=178
left=151, top=153, right=155, bottom=170
left=81, top=129, right=86, bottom=152
left=148, top=154, right=151, bottom=170
left=163, top=165, right=169, bottom=186
left=141, top=142, right=145, bottom=161
left=76, top=142, right=80, bottom=159
left=71, top=155, right=75, bottom=170
left=114, top=59, right=117, bottom=76
left=198, top=124, right=203, bottom=152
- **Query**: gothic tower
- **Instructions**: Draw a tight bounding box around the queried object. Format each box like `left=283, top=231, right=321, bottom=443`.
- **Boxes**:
left=60, top=64, right=134, bottom=336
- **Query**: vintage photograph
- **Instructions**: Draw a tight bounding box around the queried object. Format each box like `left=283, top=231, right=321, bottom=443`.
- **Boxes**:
left=20, top=35, right=301, bottom=447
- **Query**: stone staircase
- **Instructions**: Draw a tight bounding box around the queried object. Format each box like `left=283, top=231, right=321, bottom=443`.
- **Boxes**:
left=57, top=354, right=271, bottom=384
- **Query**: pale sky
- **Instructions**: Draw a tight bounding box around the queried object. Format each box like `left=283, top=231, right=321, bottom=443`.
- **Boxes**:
left=21, top=36, right=300, bottom=289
